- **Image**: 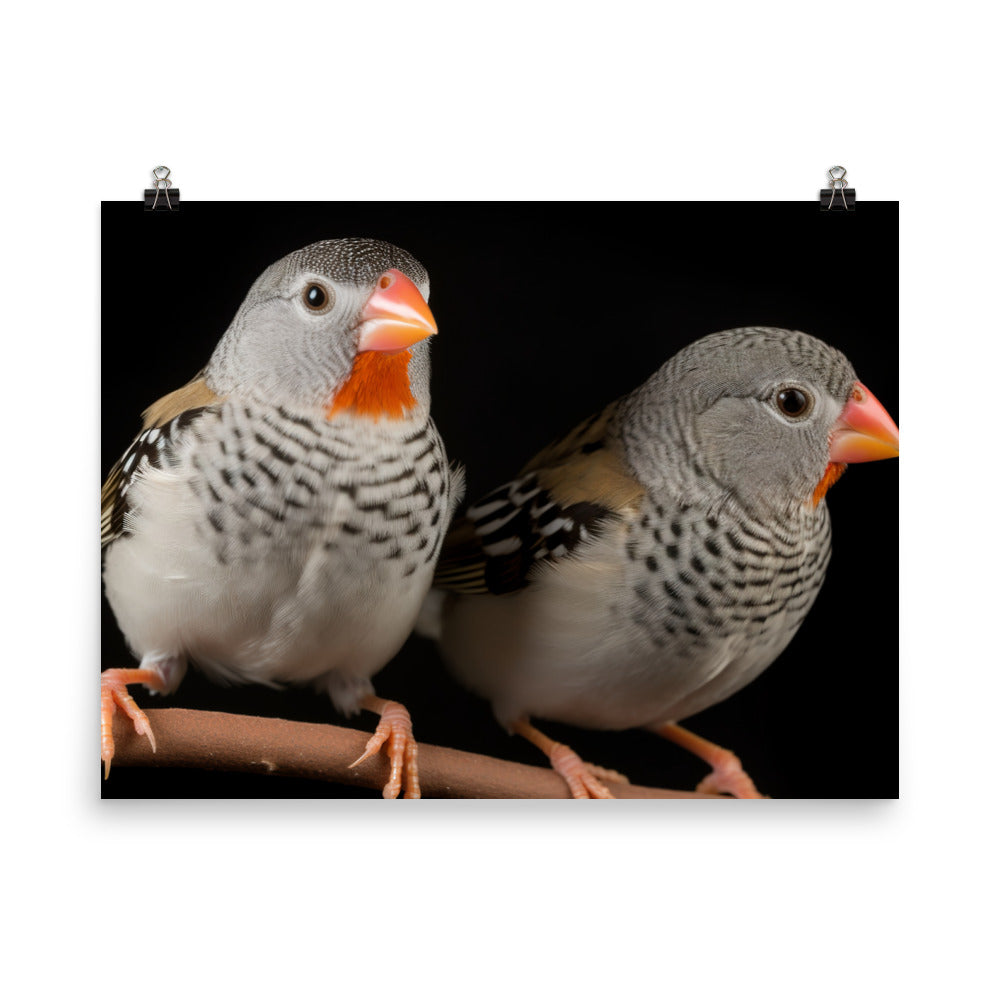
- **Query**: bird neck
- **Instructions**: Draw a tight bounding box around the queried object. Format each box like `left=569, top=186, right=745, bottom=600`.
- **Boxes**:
left=326, top=350, right=417, bottom=421
left=811, top=462, right=847, bottom=506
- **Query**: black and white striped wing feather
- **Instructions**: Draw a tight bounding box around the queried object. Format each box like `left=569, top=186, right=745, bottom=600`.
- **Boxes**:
left=433, top=472, right=614, bottom=596
left=101, top=407, right=214, bottom=549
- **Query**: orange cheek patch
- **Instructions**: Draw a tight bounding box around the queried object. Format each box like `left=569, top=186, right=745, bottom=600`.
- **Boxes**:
left=811, top=461, right=847, bottom=506
left=326, top=349, right=417, bottom=421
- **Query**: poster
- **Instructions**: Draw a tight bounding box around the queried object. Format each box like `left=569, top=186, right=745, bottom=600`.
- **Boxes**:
left=101, top=199, right=898, bottom=798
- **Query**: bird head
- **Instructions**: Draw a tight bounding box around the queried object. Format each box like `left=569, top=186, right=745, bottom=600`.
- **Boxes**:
left=206, top=238, right=437, bottom=420
left=621, top=327, right=899, bottom=516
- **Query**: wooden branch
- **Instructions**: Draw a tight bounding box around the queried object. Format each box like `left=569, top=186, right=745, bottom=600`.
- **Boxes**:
left=107, top=708, right=720, bottom=798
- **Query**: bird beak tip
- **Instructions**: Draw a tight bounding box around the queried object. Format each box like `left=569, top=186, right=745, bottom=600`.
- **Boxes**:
left=828, top=382, right=899, bottom=464
left=357, top=269, right=437, bottom=353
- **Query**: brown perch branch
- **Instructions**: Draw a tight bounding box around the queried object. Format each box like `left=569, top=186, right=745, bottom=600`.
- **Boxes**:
left=107, top=708, right=720, bottom=798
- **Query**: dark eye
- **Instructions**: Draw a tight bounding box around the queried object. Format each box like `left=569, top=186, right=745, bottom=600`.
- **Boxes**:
left=303, top=283, right=331, bottom=311
left=776, top=387, right=812, bottom=418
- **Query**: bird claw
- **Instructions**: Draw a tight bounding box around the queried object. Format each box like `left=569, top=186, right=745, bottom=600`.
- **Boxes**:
left=694, top=758, right=764, bottom=798
left=549, top=742, right=617, bottom=799
left=582, top=761, right=631, bottom=786
left=350, top=700, right=420, bottom=799
left=101, top=669, right=159, bottom=778
left=654, top=723, right=765, bottom=798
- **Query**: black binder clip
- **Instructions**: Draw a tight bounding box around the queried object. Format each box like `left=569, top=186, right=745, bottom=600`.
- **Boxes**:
left=144, top=166, right=180, bottom=211
left=820, top=166, right=854, bottom=211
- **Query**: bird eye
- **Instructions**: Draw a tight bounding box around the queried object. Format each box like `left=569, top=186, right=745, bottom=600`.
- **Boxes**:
left=775, top=387, right=812, bottom=419
left=303, top=283, right=332, bottom=312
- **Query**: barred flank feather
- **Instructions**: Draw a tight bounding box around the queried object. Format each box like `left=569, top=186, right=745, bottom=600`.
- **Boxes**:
left=101, top=376, right=223, bottom=548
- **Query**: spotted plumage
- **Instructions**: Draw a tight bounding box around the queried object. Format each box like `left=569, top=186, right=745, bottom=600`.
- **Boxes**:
left=101, top=376, right=217, bottom=548
left=434, top=402, right=642, bottom=596
left=434, top=473, right=613, bottom=595
left=101, top=238, right=463, bottom=798
left=423, top=327, right=898, bottom=798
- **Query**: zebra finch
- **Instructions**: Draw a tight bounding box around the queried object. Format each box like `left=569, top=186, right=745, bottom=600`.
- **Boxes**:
left=421, top=327, right=898, bottom=798
left=101, top=238, right=464, bottom=798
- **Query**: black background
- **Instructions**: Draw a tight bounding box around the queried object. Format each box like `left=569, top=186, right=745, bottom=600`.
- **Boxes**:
left=101, top=201, right=898, bottom=798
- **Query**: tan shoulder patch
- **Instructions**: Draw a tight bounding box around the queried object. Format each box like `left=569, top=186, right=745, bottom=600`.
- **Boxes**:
left=102, top=373, right=224, bottom=549
left=523, top=402, right=644, bottom=515
left=141, top=374, right=223, bottom=430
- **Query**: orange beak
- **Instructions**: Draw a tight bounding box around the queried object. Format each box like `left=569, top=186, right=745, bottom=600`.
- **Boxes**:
left=356, top=268, right=437, bottom=353
left=828, top=381, right=899, bottom=463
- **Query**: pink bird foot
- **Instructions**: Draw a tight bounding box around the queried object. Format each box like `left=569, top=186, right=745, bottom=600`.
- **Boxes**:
left=100, top=667, right=167, bottom=778
left=654, top=722, right=764, bottom=798
left=513, top=719, right=624, bottom=799
left=351, top=695, right=421, bottom=799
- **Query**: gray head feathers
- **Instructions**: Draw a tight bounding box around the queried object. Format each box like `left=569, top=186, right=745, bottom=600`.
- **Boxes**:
left=616, top=327, right=859, bottom=516
left=276, top=238, right=430, bottom=302
left=205, top=238, right=433, bottom=413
